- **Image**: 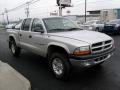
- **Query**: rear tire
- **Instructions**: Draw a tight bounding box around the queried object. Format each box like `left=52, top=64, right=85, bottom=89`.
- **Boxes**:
left=9, top=40, right=21, bottom=57
left=49, top=52, right=71, bottom=80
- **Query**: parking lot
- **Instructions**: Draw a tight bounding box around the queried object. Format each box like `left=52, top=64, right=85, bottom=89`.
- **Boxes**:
left=0, top=29, right=120, bottom=90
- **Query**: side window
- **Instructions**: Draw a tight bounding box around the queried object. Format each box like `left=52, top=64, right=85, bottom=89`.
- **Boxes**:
left=21, top=18, right=31, bottom=31
left=31, top=18, right=43, bottom=32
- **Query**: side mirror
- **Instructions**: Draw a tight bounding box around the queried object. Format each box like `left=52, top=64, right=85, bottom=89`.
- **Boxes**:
left=33, top=26, right=44, bottom=33
left=34, top=29, right=44, bottom=33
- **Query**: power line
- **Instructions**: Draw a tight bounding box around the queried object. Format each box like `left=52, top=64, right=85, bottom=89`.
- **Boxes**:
left=25, top=0, right=41, bottom=18
left=0, top=0, right=41, bottom=23
left=2, top=0, right=41, bottom=19
left=7, top=3, right=26, bottom=12
left=5, top=0, right=40, bottom=13
left=29, top=0, right=40, bottom=5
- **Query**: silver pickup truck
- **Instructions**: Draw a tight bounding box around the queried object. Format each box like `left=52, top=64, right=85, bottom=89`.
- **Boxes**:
left=7, top=17, right=115, bottom=80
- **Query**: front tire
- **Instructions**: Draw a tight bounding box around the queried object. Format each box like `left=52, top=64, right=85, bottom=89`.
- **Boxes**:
left=9, top=40, right=21, bottom=57
left=49, top=52, right=71, bottom=80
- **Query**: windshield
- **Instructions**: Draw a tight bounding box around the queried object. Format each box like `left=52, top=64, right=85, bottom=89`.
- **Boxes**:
left=43, top=17, right=80, bottom=33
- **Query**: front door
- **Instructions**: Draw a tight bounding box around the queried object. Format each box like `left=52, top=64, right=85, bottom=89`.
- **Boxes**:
left=28, top=18, right=47, bottom=56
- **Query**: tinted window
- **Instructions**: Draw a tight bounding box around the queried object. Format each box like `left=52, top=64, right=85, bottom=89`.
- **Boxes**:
left=31, top=18, right=43, bottom=32
left=21, top=18, right=31, bottom=31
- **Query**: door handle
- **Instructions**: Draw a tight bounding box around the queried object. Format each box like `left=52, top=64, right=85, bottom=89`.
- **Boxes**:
left=29, top=35, right=32, bottom=38
left=19, top=34, right=22, bottom=37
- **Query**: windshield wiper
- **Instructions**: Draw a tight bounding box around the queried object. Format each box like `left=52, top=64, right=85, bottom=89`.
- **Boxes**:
left=67, top=28, right=82, bottom=31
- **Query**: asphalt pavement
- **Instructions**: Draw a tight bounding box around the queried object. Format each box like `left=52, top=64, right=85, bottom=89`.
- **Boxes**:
left=0, top=29, right=120, bottom=90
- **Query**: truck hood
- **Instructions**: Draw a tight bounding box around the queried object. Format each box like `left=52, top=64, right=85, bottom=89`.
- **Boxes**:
left=48, top=30, right=112, bottom=44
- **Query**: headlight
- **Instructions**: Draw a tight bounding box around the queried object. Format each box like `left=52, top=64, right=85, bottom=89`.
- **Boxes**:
left=73, top=46, right=91, bottom=56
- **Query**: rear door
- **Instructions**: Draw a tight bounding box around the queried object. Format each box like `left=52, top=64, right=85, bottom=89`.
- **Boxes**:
left=19, top=18, right=32, bottom=50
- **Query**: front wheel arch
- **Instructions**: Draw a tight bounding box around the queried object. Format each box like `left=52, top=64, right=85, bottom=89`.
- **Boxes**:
left=47, top=45, right=69, bottom=59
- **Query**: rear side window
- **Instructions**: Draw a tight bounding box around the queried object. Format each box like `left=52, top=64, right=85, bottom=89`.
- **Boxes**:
left=21, top=18, right=32, bottom=31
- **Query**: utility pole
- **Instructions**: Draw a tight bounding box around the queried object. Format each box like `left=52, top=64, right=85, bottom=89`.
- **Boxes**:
left=2, top=13, right=5, bottom=25
left=25, top=2, right=30, bottom=18
left=5, top=8, right=9, bottom=24
left=85, top=0, right=87, bottom=22
left=59, top=0, right=62, bottom=16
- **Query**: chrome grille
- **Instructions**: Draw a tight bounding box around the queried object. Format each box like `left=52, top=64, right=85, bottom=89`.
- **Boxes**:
left=91, top=40, right=112, bottom=53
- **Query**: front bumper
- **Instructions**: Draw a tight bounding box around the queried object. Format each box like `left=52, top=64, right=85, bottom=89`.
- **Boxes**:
left=69, top=47, right=115, bottom=68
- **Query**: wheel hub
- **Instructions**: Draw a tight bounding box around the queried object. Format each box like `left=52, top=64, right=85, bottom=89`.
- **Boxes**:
left=52, top=58, right=63, bottom=75
left=11, top=44, right=15, bottom=54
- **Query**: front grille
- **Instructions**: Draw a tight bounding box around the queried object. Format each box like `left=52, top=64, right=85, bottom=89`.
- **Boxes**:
left=92, top=47, right=102, bottom=52
left=105, top=40, right=112, bottom=44
left=104, top=45, right=111, bottom=49
left=92, top=42, right=102, bottom=47
left=91, top=40, right=112, bottom=53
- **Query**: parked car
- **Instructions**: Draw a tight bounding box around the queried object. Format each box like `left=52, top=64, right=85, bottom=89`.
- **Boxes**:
left=6, top=23, right=17, bottom=29
left=0, top=24, right=5, bottom=29
left=7, top=17, right=114, bottom=80
left=103, top=19, right=120, bottom=34
left=80, top=20, right=105, bottom=32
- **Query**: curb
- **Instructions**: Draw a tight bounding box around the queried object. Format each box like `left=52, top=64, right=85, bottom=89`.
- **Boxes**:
left=0, top=61, right=31, bottom=90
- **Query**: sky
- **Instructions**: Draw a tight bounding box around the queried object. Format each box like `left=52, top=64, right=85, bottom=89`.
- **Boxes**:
left=0, top=0, right=120, bottom=22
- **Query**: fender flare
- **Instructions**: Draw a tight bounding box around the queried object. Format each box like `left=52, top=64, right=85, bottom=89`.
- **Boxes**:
left=47, top=42, right=70, bottom=54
